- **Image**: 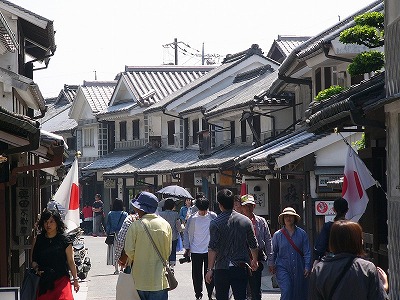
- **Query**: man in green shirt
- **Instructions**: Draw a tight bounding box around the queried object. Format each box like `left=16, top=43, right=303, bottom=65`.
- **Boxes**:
left=125, top=192, right=172, bottom=299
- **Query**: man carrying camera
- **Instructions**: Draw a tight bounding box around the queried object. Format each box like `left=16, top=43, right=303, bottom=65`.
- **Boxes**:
left=183, top=197, right=217, bottom=300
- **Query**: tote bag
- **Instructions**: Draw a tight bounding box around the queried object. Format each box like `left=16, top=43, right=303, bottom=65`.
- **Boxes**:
left=20, top=268, right=40, bottom=300
left=116, top=266, right=140, bottom=300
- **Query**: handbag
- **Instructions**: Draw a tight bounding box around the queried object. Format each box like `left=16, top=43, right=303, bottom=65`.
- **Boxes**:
left=20, top=268, right=40, bottom=300
left=139, top=219, right=178, bottom=291
left=116, top=263, right=140, bottom=300
left=105, top=233, right=115, bottom=245
left=105, top=212, right=124, bottom=245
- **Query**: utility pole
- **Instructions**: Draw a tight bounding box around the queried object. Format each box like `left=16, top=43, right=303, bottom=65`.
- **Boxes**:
left=174, top=38, right=178, bottom=65
left=202, top=42, right=205, bottom=65
left=94, top=70, right=97, bottom=80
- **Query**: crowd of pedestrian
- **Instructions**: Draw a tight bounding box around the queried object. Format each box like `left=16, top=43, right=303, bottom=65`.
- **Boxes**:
left=35, top=189, right=389, bottom=300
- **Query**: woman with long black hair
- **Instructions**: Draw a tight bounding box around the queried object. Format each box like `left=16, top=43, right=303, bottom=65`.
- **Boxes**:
left=32, top=209, right=79, bottom=299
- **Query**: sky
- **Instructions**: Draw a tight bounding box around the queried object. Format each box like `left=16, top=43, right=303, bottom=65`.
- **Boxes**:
left=10, top=0, right=376, bottom=98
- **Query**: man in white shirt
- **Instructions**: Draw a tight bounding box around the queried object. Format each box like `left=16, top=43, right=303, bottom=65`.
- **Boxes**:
left=183, top=197, right=217, bottom=300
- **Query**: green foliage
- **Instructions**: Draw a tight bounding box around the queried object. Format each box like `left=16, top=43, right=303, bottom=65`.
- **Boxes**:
left=354, top=12, right=384, bottom=29
left=353, top=133, right=366, bottom=150
left=347, top=51, right=385, bottom=76
left=340, top=12, right=384, bottom=48
left=315, top=85, right=344, bottom=101
left=340, top=25, right=384, bottom=48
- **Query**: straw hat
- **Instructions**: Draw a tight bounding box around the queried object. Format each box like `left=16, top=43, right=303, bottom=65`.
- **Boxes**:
left=278, top=207, right=301, bottom=225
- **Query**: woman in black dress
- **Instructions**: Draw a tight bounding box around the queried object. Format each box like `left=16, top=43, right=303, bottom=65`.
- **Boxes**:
left=32, top=209, right=79, bottom=299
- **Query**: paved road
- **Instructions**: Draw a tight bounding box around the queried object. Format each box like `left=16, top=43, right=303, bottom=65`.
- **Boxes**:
left=74, top=236, right=281, bottom=300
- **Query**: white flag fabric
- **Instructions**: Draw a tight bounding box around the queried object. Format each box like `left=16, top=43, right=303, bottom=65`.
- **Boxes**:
left=342, top=146, right=376, bottom=222
left=53, top=158, right=80, bottom=232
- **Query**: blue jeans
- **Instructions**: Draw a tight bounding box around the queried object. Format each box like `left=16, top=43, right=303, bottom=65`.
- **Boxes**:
left=93, top=214, right=103, bottom=235
left=137, top=289, right=168, bottom=300
left=214, top=267, right=248, bottom=300
left=169, top=239, right=178, bottom=263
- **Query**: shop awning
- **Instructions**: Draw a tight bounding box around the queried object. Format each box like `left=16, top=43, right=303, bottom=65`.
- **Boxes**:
left=237, top=129, right=358, bottom=169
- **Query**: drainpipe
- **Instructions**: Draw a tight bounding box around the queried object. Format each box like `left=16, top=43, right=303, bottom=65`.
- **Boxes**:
left=323, top=44, right=353, bottom=63
left=162, top=109, right=184, bottom=120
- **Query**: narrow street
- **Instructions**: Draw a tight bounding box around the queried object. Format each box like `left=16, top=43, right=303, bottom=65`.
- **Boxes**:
left=74, top=235, right=281, bottom=300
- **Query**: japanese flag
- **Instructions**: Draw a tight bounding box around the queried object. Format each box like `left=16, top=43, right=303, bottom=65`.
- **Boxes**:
left=53, top=158, right=80, bottom=232
left=342, top=146, right=376, bottom=222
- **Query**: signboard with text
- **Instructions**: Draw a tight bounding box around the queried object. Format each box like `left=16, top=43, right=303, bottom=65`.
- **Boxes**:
left=16, top=175, right=33, bottom=237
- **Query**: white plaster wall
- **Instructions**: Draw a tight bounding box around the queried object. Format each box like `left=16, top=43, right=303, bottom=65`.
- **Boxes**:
left=315, top=133, right=362, bottom=166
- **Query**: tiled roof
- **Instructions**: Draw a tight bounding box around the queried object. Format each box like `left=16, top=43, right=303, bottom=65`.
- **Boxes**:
left=103, top=149, right=184, bottom=177
left=103, top=145, right=253, bottom=176
left=98, top=102, right=137, bottom=116
left=206, top=71, right=278, bottom=117
left=41, top=108, right=77, bottom=133
left=180, top=65, right=275, bottom=115
left=80, top=81, right=116, bottom=113
left=205, top=70, right=279, bottom=118
left=82, top=148, right=150, bottom=171
left=174, top=145, right=254, bottom=172
left=120, top=66, right=214, bottom=107
left=267, top=35, right=311, bottom=58
left=0, top=106, right=39, bottom=137
left=40, top=85, right=78, bottom=123
left=305, top=72, right=385, bottom=133
left=144, top=44, right=273, bottom=113
left=237, top=129, right=329, bottom=167
left=136, top=149, right=199, bottom=175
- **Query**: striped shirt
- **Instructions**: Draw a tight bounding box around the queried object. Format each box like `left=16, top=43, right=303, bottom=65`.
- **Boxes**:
left=209, top=210, right=258, bottom=269
left=114, top=214, right=137, bottom=262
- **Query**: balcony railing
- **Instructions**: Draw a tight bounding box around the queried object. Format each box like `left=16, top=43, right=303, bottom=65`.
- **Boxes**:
left=115, top=139, right=147, bottom=149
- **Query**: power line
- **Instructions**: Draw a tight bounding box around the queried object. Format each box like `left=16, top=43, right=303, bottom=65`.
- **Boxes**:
left=162, top=38, right=222, bottom=65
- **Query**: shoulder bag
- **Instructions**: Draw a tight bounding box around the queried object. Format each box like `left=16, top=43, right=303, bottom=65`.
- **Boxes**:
left=328, top=256, right=355, bottom=299
left=105, top=212, right=124, bottom=245
left=280, top=228, right=304, bottom=256
left=139, top=219, right=178, bottom=291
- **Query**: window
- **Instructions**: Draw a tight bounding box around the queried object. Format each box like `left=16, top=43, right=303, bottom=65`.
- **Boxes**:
left=192, top=119, right=199, bottom=144
left=241, top=120, right=247, bottom=143
left=324, top=67, right=332, bottom=90
left=132, top=120, right=140, bottom=140
left=230, top=121, right=236, bottom=144
left=98, top=123, right=108, bottom=156
left=253, top=115, right=261, bottom=141
left=168, top=120, right=175, bottom=145
left=315, top=68, right=322, bottom=95
left=184, top=118, right=189, bottom=147
left=120, top=121, right=127, bottom=141
left=83, top=128, right=95, bottom=147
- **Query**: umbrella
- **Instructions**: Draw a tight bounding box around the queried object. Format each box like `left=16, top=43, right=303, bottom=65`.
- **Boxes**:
left=157, top=185, right=194, bottom=199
